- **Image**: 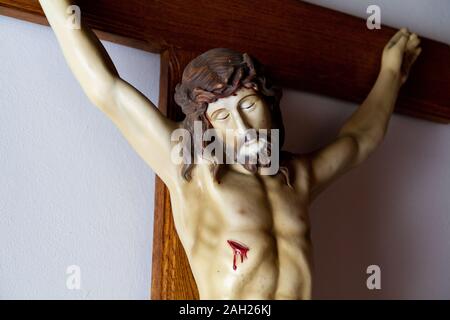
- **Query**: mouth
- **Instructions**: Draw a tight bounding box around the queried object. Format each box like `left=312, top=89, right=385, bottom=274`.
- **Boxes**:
left=238, top=138, right=269, bottom=157
left=243, top=138, right=258, bottom=146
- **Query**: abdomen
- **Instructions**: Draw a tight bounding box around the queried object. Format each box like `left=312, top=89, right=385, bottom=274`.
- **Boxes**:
left=189, top=229, right=311, bottom=299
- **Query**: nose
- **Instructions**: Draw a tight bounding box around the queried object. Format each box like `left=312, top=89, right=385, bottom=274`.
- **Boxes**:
left=231, top=109, right=250, bottom=134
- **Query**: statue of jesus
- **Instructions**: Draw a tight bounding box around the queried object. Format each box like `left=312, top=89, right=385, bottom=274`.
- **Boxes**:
left=39, top=0, right=421, bottom=299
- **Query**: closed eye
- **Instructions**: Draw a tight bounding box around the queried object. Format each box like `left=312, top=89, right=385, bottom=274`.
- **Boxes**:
left=217, top=113, right=230, bottom=120
left=211, top=109, right=230, bottom=120
left=241, top=102, right=256, bottom=110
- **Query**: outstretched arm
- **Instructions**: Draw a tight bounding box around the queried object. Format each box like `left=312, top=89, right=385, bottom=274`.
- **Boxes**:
left=39, top=0, right=180, bottom=187
left=307, top=28, right=422, bottom=202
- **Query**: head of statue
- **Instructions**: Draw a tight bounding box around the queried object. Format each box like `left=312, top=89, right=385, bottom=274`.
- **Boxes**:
left=174, top=48, right=291, bottom=185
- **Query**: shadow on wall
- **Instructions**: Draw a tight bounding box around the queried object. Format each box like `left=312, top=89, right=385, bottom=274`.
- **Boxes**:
left=281, top=88, right=450, bottom=299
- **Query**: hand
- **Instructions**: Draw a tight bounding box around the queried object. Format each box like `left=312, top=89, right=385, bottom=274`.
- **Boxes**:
left=381, top=28, right=422, bottom=85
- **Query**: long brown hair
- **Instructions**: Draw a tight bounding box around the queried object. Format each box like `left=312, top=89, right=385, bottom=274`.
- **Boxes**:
left=174, top=48, right=293, bottom=186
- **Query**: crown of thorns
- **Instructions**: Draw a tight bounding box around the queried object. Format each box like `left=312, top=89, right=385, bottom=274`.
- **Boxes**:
left=174, top=52, right=259, bottom=119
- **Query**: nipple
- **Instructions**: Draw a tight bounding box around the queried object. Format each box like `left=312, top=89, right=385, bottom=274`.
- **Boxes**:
left=227, top=240, right=250, bottom=271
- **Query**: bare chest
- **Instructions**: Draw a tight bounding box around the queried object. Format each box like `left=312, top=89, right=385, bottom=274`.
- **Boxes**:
left=178, top=165, right=311, bottom=244
left=173, top=165, right=313, bottom=299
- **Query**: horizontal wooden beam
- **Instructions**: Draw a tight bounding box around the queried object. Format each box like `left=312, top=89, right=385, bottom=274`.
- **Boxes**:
left=0, top=3, right=158, bottom=52
left=1, top=0, right=449, bottom=123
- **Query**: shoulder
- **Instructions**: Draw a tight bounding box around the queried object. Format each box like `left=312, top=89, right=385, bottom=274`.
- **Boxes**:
left=280, top=150, right=313, bottom=197
left=168, top=162, right=207, bottom=196
left=281, top=150, right=311, bottom=174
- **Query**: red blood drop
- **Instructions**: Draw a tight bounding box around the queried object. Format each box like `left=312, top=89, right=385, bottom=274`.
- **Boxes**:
left=227, top=240, right=249, bottom=271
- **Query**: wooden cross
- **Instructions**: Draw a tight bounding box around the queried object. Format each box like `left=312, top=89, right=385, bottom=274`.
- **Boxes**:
left=1, top=0, right=449, bottom=300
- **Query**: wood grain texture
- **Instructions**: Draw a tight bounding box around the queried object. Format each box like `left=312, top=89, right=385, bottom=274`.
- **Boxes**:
left=2, top=0, right=449, bottom=301
left=1, top=0, right=449, bottom=123
left=151, top=49, right=200, bottom=299
left=0, top=2, right=156, bottom=51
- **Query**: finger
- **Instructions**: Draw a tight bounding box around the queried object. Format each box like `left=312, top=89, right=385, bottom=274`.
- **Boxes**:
left=394, top=32, right=409, bottom=51
left=387, top=28, right=410, bottom=49
left=402, top=47, right=422, bottom=78
left=407, top=33, right=421, bottom=50
left=409, top=33, right=419, bottom=42
left=391, top=28, right=409, bottom=42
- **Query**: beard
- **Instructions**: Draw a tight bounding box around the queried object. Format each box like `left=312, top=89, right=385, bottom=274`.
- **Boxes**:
left=200, top=129, right=275, bottom=174
left=234, top=130, right=273, bottom=174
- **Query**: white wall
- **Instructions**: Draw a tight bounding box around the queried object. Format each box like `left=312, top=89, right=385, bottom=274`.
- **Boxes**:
left=283, top=0, right=450, bottom=299
left=0, top=16, right=159, bottom=299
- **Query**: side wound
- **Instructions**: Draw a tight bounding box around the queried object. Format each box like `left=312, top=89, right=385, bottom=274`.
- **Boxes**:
left=227, top=240, right=250, bottom=271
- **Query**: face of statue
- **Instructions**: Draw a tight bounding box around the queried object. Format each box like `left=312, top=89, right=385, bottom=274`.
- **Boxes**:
left=205, top=86, right=273, bottom=163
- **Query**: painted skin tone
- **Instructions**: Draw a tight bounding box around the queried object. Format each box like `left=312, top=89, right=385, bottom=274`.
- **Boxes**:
left=40, top=0, right=421, bottom=299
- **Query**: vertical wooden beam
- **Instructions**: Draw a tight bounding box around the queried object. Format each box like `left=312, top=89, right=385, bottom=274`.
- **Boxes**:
left=151, top=48, right=200, bottom=299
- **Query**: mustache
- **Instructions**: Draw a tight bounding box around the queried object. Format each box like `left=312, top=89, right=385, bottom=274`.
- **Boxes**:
left=236, top=129, right=272, bottom=146
left=232, top=131, right=273, bottom=168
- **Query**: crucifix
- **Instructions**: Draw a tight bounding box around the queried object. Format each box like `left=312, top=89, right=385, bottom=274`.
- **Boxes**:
left=0, top=0, right=450, bottom=299
left=36, top=0, right=424, bottom=300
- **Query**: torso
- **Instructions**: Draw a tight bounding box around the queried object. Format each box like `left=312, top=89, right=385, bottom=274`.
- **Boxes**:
left=168, top=155, right=313, bottom=299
